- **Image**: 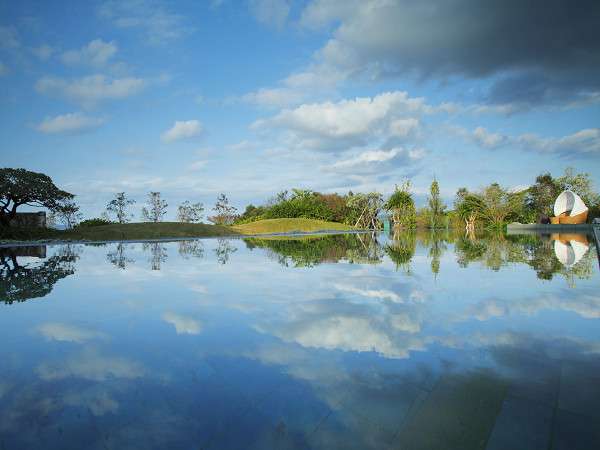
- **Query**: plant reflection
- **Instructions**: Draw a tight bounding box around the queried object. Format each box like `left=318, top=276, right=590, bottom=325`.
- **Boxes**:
left=0, top=245, right=79, bottom=304
left=244, top=233, right=383, bottom=267
left=214, top=238, right=237, bottom=265
left=178, top=240, right=205, bottom=259
left=106, top=243, right=135, bottom=269
left=142, top=242, right=168, bottom=270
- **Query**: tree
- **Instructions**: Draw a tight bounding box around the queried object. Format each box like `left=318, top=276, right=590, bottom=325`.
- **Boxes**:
left=527, top=173, right=560, bottom=218
left=385, top=181, right=416, bottom=229
left=428, top=178, right=446, bottom=229
left=209, top=193, right=237, bottom=225
left=346, top=192, right=383, bottom=229
left=106, top=192, right=135, bottom=223
left=177, top=201, right=204, bottom=223
left=556, top=167, right=600, bottom=208
left=54, top=200, right=83, bottom=229
left=0, top=168, right=73, bottom=227
left=141, top=192, right=168, bottom=222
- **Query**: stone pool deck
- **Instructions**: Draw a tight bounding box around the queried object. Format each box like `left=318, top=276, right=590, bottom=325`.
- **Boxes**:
left=506, top=223, right=593, bottom=234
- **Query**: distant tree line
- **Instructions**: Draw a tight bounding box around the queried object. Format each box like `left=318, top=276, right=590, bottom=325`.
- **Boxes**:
left=2, top=166, right=599, bottom=232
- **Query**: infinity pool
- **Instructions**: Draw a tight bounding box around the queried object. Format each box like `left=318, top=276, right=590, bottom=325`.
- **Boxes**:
left=1, top=232, right=599, bottom=449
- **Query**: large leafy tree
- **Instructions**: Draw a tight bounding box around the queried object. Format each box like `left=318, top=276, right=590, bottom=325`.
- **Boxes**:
left=527, top=173, right=560, bottom=217
left=0, top=168, right=73, bottom=227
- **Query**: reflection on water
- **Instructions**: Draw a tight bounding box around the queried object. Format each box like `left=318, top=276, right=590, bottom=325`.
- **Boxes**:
left=0, top=231, right=599, bottom=449
left=0, top=245, right=79, bottom=304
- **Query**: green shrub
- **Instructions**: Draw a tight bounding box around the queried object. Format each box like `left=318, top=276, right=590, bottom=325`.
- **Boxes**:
left=76, top=218, right=113, bottom=228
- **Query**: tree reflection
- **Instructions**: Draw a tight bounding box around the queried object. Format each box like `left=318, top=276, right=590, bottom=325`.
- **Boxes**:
left=142, top=242, right=168, bottom=270
left=455, top=233, right=595, bottom=286
left=106, top=243, right=135, bottom=269
left=214, top=238, right=236, bottom=265
left=244, top=233, right=382, bottom=268
left=178, top=240, right=205, bottom=259
left=385, top=230, right=416, bottom=274
left=0, top=245, right=79, bottom=304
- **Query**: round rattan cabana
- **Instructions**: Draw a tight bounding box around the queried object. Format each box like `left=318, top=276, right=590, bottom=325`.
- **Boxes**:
left=550, top=191, right=588, bottom=224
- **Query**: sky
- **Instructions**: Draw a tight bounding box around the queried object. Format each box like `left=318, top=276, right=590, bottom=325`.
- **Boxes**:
left=1, top=0, right=599, bottom=219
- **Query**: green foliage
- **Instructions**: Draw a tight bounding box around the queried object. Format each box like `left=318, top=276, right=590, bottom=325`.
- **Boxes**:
left=526, top=173, right=560, bottom=218
left=77, top=218, right=113, bottom=227
left=235, top=204, right=266, bottom=224
left=0, top=168, right=73, bottom=226
left=385, top=181, right=416, bottom=229
left=264, top=190, right=335, bottom=221
left=428, top=178, right=446, bottom=228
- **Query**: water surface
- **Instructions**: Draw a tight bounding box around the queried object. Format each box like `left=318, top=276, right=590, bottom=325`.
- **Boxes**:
left=1, top=231, right=599, bottom=449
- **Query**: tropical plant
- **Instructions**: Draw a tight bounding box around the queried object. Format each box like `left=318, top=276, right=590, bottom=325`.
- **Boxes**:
left=385, top=181, right=416, bottom=229
left=428, top=178, right=446, bottom=228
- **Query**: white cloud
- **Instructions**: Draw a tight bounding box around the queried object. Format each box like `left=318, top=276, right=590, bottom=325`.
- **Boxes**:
left=61, top=39, right=117, bottom=67
left=249, top=0, right=291, bottom=28
left=472, top=126, right=508, bottom=149
left=35, top=75, right=145, bottom=106
left=456, top=125, right=600, bottom=156
left=98, top=0, right=193, bottom=44
left=31, top=44, right=54, bottom=60
left=389, top=118, right=419, bottom=138
left=36, top=112, right=105, bottom=134
left=327, top=147, right=423, bottom=173
left=188, top=160, right=208, bottom=171
left=253, top=91, right=433, bottom=151
left=162, top=312, right=202, bottom=334
left=37, top=350, right=144, bottom=381
left=243, top=87, right=306, bottom=108
left=334, top=283, right=402, bottom=303
left=161, top=120, right=203, bottom=143
left=518, top=128, right=600, bottom=155
left=37, top=322, right=107, bottom=343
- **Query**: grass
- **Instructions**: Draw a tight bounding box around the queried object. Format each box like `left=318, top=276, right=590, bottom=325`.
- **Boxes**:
left=0, top=222, right=235, bottom=243
left=232, top=218, right=354, bottom=235
left=0, top=218, right=355, bottom=244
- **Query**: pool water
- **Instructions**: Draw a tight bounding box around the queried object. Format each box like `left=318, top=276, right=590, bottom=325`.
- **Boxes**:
left=1, top=231, right=599, bottom=450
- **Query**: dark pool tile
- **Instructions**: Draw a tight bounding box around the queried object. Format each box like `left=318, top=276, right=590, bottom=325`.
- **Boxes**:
left=552, top=408, right=600, bottom=450
left=206, top=356, right=290, bottom=404
left=337, top=375, right=429, bottom=434
left=394, top=371, right=507, bottom=450
left=254, top=382, right=331, bottom=435
left=485, top=397, right=553, bottom=450
left=558, top=365, right=600, bottom=419
left=505, top=360, right=561, bottom=407
left=308, top=410, right=396, bottom=450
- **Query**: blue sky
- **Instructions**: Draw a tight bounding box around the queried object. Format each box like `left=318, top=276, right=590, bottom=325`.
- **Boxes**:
left=1, top=0, right=599, bottom=219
